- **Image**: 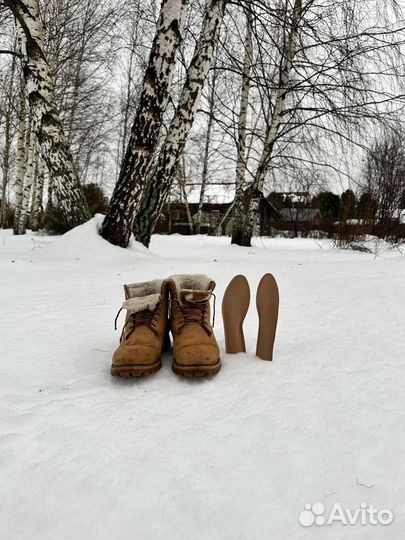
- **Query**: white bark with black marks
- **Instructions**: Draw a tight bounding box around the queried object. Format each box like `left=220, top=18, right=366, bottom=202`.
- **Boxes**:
left=133, top=0, right=227, bottom=247
left=240, top=0, right=303, bottom=246
left=231, top=4, right=253, bottom=245
left=17, top=115, right=37, bottom=234
left=46, top=173, right=54, bottom=213
left=100, top=0, right=189, bottom=247
left=13, top=73, right=27, bottom=234
left=178, top=155, right=194, bottom=233
left=30, top=154, right=44, bottom=231
left=0, top=46, right=17, bottom=228
left=195, top=68, right=217, bottom=234
left=4, top=0, right=90, bottom=230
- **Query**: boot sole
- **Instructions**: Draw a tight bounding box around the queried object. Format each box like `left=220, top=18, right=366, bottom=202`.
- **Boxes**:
left=111, top=360, right=162, bottom=377
left=172, top=359, right=221, bottom=377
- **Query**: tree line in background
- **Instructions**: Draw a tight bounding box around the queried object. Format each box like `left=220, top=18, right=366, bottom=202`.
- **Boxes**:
left=0, top=0, right=405, bottom=248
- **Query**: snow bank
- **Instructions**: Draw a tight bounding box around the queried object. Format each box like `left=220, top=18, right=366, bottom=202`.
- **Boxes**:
left=349, top=235, right=404, bottom=256
left=43, top=214, right=153, bottom=264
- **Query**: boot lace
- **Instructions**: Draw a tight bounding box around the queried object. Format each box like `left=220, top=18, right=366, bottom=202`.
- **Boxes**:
left=174, top=293, right=216, bottom=335
left=115, top=304, right=161, bottom=340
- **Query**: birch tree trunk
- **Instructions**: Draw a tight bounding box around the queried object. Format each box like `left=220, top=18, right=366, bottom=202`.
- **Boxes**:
left=119, top=44, right=136, bottom=168
left=46, top=174, right=54, bottom=213
left=132, top=0, right=227, bottom=247
left=17, top=115, right=37, bottom=234
left=182, top=183, right=194, bottom=234
left=100, top=0, right=188, bottom=247
left=237, top=0, right=303, bottom=246
left=178, top=155, right=194, bottom=233
left=30, top=153, right=44, bottom=231
left=0, top=47, right=17, bottom=228
left=13, top=74, right=27, bottom=234
left=195, top=68, right=217, bottom=234
left=231, top=5, right=253, bottom=245
left=216, top=200, right=234, bottom=236
left=119, top=11, right=142, bottom=169
left=4, top=0, right=90, bottom=230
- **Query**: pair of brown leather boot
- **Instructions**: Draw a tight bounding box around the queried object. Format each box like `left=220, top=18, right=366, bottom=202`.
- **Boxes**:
left=222, top=273, right=279, bottom=360
left=111, top=275, right=221, bottom=377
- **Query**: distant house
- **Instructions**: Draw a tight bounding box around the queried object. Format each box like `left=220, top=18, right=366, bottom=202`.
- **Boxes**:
left=153, top=191, right=405, bottom=239
left=154, top=185, right=279, bottom=236
left=154, top=202, right=226, bottom=235
left=280, top=208, right=321, bottom=223
left=154, top=186, right=326, bottom=237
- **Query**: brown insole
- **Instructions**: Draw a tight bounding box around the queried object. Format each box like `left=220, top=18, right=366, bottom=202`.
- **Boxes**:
left=256, top=273, right=279, bottom=361
left=222, top=275, right=250, bottom=353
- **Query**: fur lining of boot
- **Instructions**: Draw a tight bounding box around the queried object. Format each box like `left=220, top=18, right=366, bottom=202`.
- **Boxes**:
left=123, top=279, right=164, bottom=312
left=169, top=274, right=213, bottom=302
left=122, top=293, right=162, bottom=313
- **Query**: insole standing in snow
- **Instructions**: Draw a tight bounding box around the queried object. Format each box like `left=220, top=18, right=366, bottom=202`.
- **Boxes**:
left=222, top=273, right=279, bottom=361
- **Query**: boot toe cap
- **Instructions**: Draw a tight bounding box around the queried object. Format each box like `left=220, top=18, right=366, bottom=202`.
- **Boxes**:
left=175, top=343, right=219, bottom=366
left=112, top=345, right=159, bottom=367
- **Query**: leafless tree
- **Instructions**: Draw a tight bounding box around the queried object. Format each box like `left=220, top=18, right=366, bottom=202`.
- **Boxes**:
left=195, top=64, right=218, bottom=233
left=217, top=0, right=405, bottom=245
left=132, top=0, right=227, bottom=247
left=100, top=0, right=189, bottom=247
left=43, top=0, right=122, bottom=186
left=0, top=33, right=18, bottom=228
left=3, top=0, right=90, bottom=228
left=13, top=72, right=26, bottom=233
left=30, top=152, right=44, bottom=231
left=363, top=129, right=405, bottom=237
left=231, top=1, right=253, bottom=244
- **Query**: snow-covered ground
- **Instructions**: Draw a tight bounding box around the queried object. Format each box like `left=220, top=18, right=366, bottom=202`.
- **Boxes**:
left=1, top=216, right=404, bottom=540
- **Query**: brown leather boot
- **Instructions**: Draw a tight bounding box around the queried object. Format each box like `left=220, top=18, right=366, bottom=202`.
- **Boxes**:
left=111, top=279, right=169, bottom=377
left=169, top=274, right=220, bottom=377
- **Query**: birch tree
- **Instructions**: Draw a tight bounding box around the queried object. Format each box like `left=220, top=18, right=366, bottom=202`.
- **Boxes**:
left=43, top=0, right=122, bottom=186
left=230, top=3, right=253, bottom=245
left=30, top=153, right=44, bottom=231
left=178, top=155, right=194, bottom=233
left=13, top=73, right=27, bottom=233
left=234, top=0, right=303, bottom=246
left=100, top=0, right=189, bottom=247
left=16, top=115, right=36, bottom=234
left=132, top=0, right=228, bottom=247
left=0, top=41, right=17, bottom=228
left=116, top=1, right=150, bottom=171
left=227, top=0, right=405, bottom=246
left=3, top=0, right=90, bottom=229
left=195, top=66, right=218, bottom=234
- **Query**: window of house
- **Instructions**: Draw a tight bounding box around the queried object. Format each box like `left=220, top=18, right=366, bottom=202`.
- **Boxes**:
left=173, top=211, right=180, bottom=221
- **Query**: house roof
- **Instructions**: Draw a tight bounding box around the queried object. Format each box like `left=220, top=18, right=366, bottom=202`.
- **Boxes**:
left=172, top=183, right=271, bottom=205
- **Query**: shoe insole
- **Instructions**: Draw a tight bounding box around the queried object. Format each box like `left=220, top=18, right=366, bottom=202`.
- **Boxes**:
left=256, top=273, right=279, bottom=361
left=222, top=275, right=250, bottom=353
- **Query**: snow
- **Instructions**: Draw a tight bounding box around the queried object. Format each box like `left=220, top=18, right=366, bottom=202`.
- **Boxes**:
left=0, top=216, right=404, bottom=540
